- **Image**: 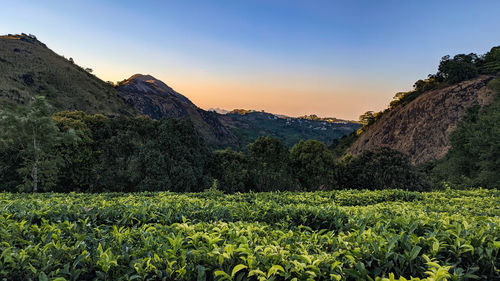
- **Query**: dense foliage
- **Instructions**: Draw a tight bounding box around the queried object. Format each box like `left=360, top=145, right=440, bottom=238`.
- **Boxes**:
left=0, top=189, right=498, bottom=280
left=245, top=137, right=298, bottom=192
left=339, top=148, right=430, bottom=191
left=0, top=105, right=213, bottom=193
left=212, top=148, right=250, bottom=193
left=289, top=140, right=336, bottom=191
left=427, top=78, right=500, bottom=188
left=0, top=100, right=428, bottom=193
left=214, top=137, right=429, bottom=193
left=213, top=137, right=299, bottom=193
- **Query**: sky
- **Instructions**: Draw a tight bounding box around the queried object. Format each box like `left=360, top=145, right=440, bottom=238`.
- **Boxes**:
left=1, top=0, right=499, bottom=120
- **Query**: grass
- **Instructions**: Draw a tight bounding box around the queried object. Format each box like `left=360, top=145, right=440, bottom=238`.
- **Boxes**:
left=0, top=35, right=136, bottom=116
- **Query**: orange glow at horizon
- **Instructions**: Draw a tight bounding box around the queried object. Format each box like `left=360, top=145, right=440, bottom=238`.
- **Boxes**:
left=94, top=65, right=408, bottom=121
left=167, top=77, right=398, bottom=121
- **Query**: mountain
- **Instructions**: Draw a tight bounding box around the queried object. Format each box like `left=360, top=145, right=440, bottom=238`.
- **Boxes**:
left=208, top=107, right=230, bottom=114
left=347, top=75, right=497, bottom=164
left=117, top=74, right=195, bottom=118
left=0, top=34, right=359, bottom=147
left=220, top=110, right=361, bottom=147
left=116, top=75, right=360, bottom=147
left=0, top=34, right=136, bottom=115
left=117, top=74, right=239, bottom=145
left=0, top=34, right=237, bottom=146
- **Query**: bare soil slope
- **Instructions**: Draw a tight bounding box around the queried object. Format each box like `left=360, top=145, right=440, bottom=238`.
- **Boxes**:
left=348, top=75, right=496, bottom=164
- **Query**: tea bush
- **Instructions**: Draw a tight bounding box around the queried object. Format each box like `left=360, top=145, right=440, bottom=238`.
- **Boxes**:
left=0, top=189, right=498, bottom=280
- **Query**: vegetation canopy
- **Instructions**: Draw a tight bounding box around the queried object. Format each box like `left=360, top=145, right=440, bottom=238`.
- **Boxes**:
left=0, top=189, right=497, bottom=280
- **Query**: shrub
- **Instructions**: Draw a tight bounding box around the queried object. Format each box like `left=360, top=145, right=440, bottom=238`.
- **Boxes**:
left=246, top=137, right=299, bottom=192
left=339, top=147, right=431, bottom=191
left=290, top=140, right=336, bottom=190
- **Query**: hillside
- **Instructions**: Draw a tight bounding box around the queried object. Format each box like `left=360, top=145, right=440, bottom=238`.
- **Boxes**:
left=348, top=75, right=496, bottom=164
left=220, top=110, right=361, bottom=147
left=0, top=34, right=136, bottom=115
left=0, top=34, right=361, bottom=147
left=117, top=75, right=360, bottom=147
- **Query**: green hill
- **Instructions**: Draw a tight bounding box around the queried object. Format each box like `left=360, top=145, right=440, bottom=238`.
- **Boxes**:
left=222, top=110, right=361, bottom=147
left=0, top=34, right=136, bottom=115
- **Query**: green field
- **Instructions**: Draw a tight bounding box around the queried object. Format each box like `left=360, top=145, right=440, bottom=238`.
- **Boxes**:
left=0, top=189, right=498, bottom=280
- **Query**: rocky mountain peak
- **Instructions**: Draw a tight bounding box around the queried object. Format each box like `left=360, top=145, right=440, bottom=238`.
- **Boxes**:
left=119, top=74, right=193, bottom=104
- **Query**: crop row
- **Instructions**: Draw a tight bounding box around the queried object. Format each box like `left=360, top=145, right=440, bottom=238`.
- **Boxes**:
left=0, top=189, right=498, bottom=280
left=0, top=189, right=497, bottom=230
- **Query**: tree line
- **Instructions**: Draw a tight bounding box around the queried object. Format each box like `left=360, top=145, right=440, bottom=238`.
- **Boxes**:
left=0, top=97, right=431, bottom=193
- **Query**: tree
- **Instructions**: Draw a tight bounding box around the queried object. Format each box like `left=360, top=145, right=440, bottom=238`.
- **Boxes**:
left=290, top=140, right=336, bottom=190
left=429, top=78, right=500, bottom=188
left=437, top=53, right=479, bottom=84
left=359, top=111, right=375, bottom=126
left=212, top=148, right=250, bottom=193
left=246, top=137, right=298, bottom=191
left=478, top=46, right=500, bottom=74
left=338, top=147, right=430, bottom=191
left=0, top=97, right=69, bottom=192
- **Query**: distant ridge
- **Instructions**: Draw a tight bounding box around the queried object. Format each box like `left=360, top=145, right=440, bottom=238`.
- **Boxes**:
left=222, top=109, right=361, bottom=147
left=116, top=75, right=360, bottom=146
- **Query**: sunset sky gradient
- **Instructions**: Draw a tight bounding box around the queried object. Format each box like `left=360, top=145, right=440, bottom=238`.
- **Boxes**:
left=2, top=0, right=500, bottom=119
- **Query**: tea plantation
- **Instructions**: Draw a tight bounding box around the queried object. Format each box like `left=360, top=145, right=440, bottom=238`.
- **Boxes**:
left=0, top=189, right=498, bottom=280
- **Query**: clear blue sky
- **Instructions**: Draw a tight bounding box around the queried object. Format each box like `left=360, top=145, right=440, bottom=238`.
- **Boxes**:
left=1, top=0, right=499, bottom=119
